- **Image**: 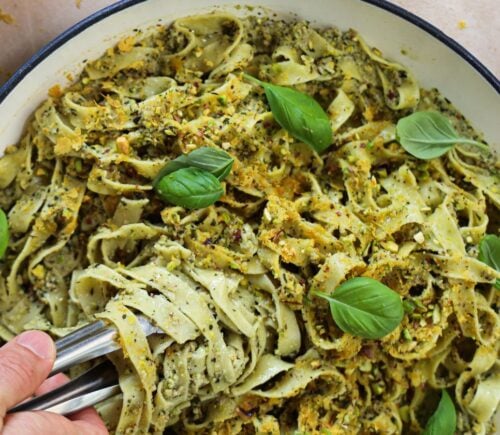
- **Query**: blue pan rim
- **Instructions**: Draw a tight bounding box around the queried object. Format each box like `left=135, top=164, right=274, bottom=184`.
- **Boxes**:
left=0, top=0, right=498, bottom=104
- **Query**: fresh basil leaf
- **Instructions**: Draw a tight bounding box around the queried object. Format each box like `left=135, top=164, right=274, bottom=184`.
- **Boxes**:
left=186, top=147, right=233, bottom=180
left=155, top=167, right=224, bottom=209
left=313, top=277, right=404, bottom=339
left=423, top=390, right=456, bottom=435
left=153, top=155, right=191, bottom=185
left=396, top=111, right=489, bottom=160
left=478, top=234, right=500, bottom=289
left=153, top=147, right=234, bottom=186
left=244, top=74, right=333, bottom=153
left=0, top=208, right=8, bottom=259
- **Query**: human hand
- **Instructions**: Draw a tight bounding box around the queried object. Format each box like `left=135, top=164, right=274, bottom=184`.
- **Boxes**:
left=0, top=330, right=108, bottom=434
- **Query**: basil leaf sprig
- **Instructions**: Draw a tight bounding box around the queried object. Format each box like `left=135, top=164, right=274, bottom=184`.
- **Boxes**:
left=478, top=234, right=500, bottom=289
left=313, top=277, right=404, bottom=339
left=155, top=167, right=224, bottom=209
left=154, top=147, right=233, bottom=209
left=396, top=111, right=489, bottom=160
left=153, top=147, right=234, bottom=186
left=0, top=208, right=8, bottom=259
left=423, top=390, right=457, bottom=435
left=244, top=74, right=333, bottom=153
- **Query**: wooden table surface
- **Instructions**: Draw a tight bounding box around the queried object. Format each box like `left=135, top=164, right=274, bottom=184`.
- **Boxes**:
left=0, top=0, right=498, bottom=85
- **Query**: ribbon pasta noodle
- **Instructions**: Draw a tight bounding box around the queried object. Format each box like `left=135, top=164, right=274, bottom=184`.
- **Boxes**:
left=0, top=12, right=498, bottom=435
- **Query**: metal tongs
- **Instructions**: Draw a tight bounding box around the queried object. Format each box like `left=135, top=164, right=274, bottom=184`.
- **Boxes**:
left=8, top=316, right=163, bottom=415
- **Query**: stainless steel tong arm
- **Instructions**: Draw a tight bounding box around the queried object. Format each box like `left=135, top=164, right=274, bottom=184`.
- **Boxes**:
left=8, top=315, right=163, bottom=415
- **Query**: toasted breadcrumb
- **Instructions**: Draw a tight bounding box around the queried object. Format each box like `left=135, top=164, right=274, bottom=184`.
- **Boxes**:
left=48, top=84, right=63, bottom=98
left=118, top=36, right=136, bottom=53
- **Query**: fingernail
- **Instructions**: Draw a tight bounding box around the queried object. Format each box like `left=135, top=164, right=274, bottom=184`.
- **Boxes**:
left=15, top=331, right=54, bottom=360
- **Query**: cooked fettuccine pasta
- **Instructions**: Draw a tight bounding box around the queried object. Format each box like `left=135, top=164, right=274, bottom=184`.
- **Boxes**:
left=0, top=11, right=498, bottom=435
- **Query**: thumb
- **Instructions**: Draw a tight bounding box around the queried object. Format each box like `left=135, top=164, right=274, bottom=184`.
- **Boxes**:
left=0, top=331, right=55, bottom=421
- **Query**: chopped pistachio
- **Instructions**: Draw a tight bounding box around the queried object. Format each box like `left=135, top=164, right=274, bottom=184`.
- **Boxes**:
left=402, top=328, right=412, bottom=341
left=381, top=240, right=399, bottom=253
left=399, top=405, right=410, bottom=422
left=403, top=299, right=416, bottom=314
left=166, top=258, right=180, bottom=271
left=413, top=298, right=426, bottom=310
left=372, top=382, right=384, bottom=395
left=432, top=305, right=441, bottom=324
left=359, top=361, right=372, bottom=372
left=413, top=231, right=425, bottom=244
left=263, top=208, right=272, bottom=223
left=74, top=159, right=83, bottom=172
left=217, top=95, right=228, bottom=106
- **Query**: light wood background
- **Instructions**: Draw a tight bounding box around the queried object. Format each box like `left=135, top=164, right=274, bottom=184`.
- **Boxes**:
left=0, top=0, right=498, bottom=85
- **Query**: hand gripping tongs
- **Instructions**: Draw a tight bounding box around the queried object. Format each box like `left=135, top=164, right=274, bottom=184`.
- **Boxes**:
left=8, top=316, right=162, bottom=415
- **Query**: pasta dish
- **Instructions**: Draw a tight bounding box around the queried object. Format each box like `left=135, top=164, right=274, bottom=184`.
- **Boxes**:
left=0, top=11, right=498, bottom=435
